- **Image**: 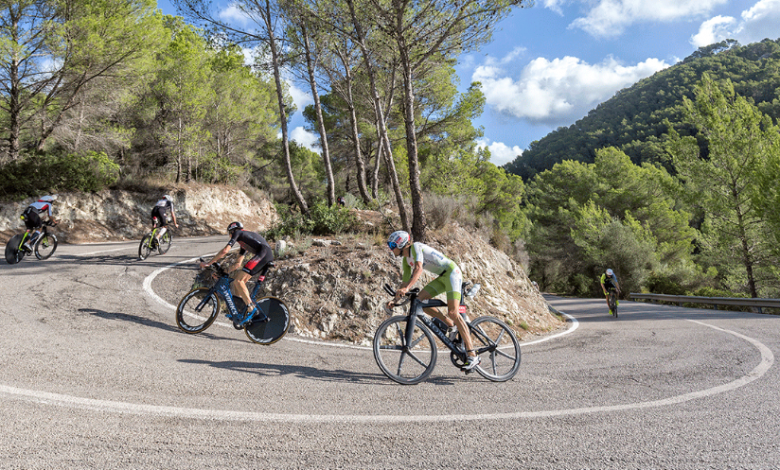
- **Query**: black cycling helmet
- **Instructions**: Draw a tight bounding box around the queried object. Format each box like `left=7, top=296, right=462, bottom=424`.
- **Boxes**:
left=227, top=221, right=243, bottom=234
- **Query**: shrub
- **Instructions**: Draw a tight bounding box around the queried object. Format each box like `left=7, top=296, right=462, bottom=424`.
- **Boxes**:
left=265, top=201, right=357, bottom=240
left=0, top=151, right=120, bottom=197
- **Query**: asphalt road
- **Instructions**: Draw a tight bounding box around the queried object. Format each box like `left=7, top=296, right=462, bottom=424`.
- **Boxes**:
left=1, top=236, right=778, bottom=469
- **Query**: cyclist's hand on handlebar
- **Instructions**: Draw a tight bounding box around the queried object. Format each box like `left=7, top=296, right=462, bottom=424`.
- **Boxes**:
left=395, top=286, right=409, bottom=300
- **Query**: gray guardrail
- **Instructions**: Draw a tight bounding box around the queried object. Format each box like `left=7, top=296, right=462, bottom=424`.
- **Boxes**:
left=629, top=293, right=780, bottom=313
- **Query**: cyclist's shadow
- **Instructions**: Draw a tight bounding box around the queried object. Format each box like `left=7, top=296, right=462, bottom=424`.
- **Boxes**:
left=178, top=358, right=468, bottom=386
left=180, top=358, right=394, bottom=385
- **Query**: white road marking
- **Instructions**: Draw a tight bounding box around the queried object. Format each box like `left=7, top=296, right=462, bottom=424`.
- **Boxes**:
left=0, top=317, right=772, bottom=422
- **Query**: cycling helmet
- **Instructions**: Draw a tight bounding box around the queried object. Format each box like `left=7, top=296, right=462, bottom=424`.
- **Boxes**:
left=387, top=230, right=410, bottom=251
left=163, top=194, right=173, bottom=202
left=38, top=195, right=57, bottom=203
left=606, top=269, right=614, bottom=276
left=227, top=221, right=244, bottom=234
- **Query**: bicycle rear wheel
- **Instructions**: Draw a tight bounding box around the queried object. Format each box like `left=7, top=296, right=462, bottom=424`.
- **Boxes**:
left=244, top=297, right=290, bottom=345
left=609, top=291, right=618, bottom=317
left=373, top=316, right=437, bottom=385
left=5, top=235, right=24, bottom=265
left=158, top=231, right=172, bottom=254
left=470, top=316, right=521, bottom=382
left=34, top=233, right=57, bottom=260
left=138, top=234, right=153, bottom=260
left=176, top=287, right=220, bottom=334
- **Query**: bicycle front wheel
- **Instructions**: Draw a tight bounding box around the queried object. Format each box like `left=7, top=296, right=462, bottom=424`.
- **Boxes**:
left=373, top=316, right=437, bottom=385
left=138, top=234, right=153, bottom=260
left=245, top=297, right=290, bottom=345
left=34, top=233, right=58, bottom=260
left=470, top=316, right=521, bottom=382
left=610, top=292, right=618, bottom=318
left=176, top=288, right=220, bottom=334
left=158, top=231, right=172, bottom=254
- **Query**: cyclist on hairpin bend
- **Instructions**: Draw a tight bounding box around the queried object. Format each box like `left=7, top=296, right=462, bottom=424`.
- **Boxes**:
left=385, top=230, right=481, bottom=371
left=150, top=195, right=178, bottom=247
left=21, top=195, right=59, bottom=252
left=600, top=268, right=621, bottom=315
left=199, top=222, right=273, bottom=326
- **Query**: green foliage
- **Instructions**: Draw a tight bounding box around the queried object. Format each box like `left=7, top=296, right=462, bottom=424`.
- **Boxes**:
left=505, top=39, right=780, bottom=180
left=266, top=201, right=357, bottom=240
left=0, top=152, right=120, bottom=196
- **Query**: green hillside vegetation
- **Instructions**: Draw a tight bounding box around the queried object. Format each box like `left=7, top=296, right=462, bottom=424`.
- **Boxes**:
left=505, top=39, right=780, bottom=180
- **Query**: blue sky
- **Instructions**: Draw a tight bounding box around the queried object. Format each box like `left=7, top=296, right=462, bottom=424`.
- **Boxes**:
left=158, top=0, right=780, bottom=166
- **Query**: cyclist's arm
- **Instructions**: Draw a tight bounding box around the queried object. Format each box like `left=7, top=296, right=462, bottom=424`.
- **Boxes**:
left=199, top=244, right=232, bottom=269
left=170, top=204, right=178, bottom=227
left=397, top=261, right=424, bottom=299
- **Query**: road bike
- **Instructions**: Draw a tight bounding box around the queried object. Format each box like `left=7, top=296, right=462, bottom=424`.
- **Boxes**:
left=373, top=282, right=521, bottom=385
left=138, top=227, right=172, bottom=260
left=605, top=287, right=618, bottom=317
left=176, top=259, right=290, bottom=345
left=5, top=221, right=58, bottom=265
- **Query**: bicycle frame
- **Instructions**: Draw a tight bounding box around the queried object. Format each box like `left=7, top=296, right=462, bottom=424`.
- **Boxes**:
left=17, top=224, right=49, bottom=251
left=197, top=270, right=267, bottom=319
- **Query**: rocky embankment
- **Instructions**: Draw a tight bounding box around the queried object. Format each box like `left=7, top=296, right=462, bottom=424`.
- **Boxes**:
left=0, top=186, right=278, bottom=243
left=1, top=185, right=562, bottom=343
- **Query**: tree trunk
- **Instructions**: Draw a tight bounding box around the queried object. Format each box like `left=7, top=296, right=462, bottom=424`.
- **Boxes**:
left=342, top=58, right=371, bottom=205
left=265, top=0, right=308, bottom=214
left=346, top=0, right=409, bottom=231
left=300, top=21, right=336, bottom=206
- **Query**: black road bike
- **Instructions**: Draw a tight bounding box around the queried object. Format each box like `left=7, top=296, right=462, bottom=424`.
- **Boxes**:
left=373, top=283, right=521, bottom=385
left=5, top=221, right=58, bottom=265
left=176, top=260, right=290, bottom=345
left=605, top=287, right=618, bottom=317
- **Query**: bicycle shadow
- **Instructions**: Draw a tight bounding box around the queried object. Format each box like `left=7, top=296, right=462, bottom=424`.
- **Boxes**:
left=179, top=357, right=398, bottom=385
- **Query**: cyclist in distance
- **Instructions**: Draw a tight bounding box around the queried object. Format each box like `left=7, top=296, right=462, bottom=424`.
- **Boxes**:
left=199, top=222, right=273, bottom=324
left=21, top=195, right=59, bottom=252
left=385, top=230, right=481, bottom=371
left=600, top=268, right=621, bottom=314
left=151, top=195, right=178, bottom=247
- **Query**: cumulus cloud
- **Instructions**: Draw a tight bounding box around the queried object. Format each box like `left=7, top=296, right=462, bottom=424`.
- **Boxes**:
left=290, top=127, right=320, bottom=153
left=218, top=4, right=252, bottom=25
left=477, top=139, right=524, bottom=166
left=690, top=0, right=780, bottom=48
left=691, top=16, right=738, bottom=47
left=568, top=0, right=728, bottom=37
left=287, top=82, right=313, bottom=112
left=473, top=55, right=669, bottom=126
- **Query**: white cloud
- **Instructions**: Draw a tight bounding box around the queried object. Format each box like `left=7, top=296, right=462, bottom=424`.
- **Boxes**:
left=290, top=126, right=320, bottom=153
left=690, top=0, right=780, bottom=48
left=477, top=139, right=524, bottom=166
left=568, top=0, right=728, bottom=37
left=691, top=16, right=737, bottom=47
left=218, top=4, right=251, bottom=25
left=287, top=82, right=313, bottom=112
left=473, top=55, right=669, bottom=126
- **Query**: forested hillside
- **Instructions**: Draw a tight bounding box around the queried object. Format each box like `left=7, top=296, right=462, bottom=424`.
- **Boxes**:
left=505, top=39, right=780, bottom=179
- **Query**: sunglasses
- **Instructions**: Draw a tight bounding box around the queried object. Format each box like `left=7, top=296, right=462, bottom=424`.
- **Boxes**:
left=387, top=241, right=398, bottom=250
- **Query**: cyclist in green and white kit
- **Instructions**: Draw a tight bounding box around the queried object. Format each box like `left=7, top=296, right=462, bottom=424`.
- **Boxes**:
left=385, top=230, right=481, bottom=371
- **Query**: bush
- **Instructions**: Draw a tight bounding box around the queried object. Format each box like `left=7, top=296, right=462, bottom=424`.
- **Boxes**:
left=0, top=151, right=120, bottom=197
left=265, top=201, right=357, bottom=240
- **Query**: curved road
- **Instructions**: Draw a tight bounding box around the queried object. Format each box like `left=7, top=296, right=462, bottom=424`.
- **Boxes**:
left=1, top=236, right=778, bottom=469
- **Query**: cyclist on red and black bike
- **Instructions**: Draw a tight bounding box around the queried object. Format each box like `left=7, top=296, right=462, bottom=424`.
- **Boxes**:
left=199, top=222, right=273, bottom=325
left=21, top=195, right=59, bottom=252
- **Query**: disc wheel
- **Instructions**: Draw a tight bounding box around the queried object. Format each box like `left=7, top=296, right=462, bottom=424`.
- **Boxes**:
left=5, top=235, right=24, bottom=265
left=373, top=316, right=437, bottom=385
left=244, top=297, right=290, bottom=345
left=138, top=234, right=153, bottom=260
left=34, top=233, right=58, bottom=260
left=158, top=231, right=172, bottom=254
left=176, top=288, right=220, bottom=334
left=469, top=316, right=521, bottom=382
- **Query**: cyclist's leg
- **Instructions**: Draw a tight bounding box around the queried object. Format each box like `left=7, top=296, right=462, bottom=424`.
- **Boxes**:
left=419, top=279, right=453, bottom=327
left=233, top=271, right=255, bottom=313
left=239, top=252, right=273, bottom=319
left=440, top=267, right=478, bottom=364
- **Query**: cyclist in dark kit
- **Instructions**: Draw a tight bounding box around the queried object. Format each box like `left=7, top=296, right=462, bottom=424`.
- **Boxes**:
left=199, top=222, right=273, bottom=325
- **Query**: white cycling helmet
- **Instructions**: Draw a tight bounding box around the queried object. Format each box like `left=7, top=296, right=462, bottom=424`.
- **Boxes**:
left=38, top=195, right=57, bottom=203
left=163, top=194, right=173, bottom=202
left=387, top=230, right=410, bottom=251
left=606, top=269, right=614, bottom=276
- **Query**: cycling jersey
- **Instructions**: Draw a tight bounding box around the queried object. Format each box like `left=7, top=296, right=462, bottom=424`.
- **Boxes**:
left=21, top=200, right=53, bottom=230
left=228, top=230, right=273, bottom=276
left=402, top=242, right=462, bottom=301
left=601, top=273, right=618, bottom=290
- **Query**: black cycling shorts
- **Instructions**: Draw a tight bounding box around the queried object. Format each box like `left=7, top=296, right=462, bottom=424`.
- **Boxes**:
left=242, top=251, right=273, bottom=277
left=22, top=208, right=42, bottom=230
left=151, top=206, right=169, bottom=227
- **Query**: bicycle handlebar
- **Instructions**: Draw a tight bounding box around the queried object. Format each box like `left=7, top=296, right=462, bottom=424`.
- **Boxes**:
left=383, top=283, right=416, bottom=307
